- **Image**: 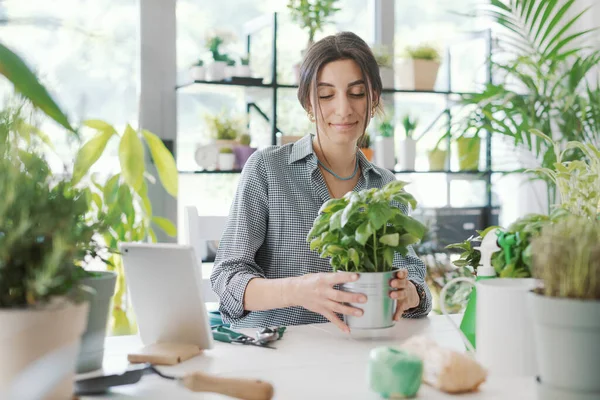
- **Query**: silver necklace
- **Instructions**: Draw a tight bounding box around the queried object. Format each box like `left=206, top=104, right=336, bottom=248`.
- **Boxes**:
left=317, top=155, right=359, bottom=181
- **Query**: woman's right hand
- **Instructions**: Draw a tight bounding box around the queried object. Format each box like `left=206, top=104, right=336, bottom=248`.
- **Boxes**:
left=289, top=272, right=367, bottom=333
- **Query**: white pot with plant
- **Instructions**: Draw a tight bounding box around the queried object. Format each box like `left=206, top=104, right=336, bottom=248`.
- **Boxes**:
left=396, top=44, right=441, bottom=91
left=205, top=29, right=236, bottom=81
left=236, top=56, right=252, bottom=77
left=397, top=114, right=418, bottom=171
left=374, top=117, right=395, bottom=170
left=307, top=181, right=427, bottom=329
left=218, top=147, right=236, bottom=171
left=205, top=111, right=242, bottom=150
left=224, top=59, right=236, bottom=79
left=190, top=59, right=205, bottom=81
left=287, top=0, right=341, bottom=84
left=371, top=44, right=394, bottom=88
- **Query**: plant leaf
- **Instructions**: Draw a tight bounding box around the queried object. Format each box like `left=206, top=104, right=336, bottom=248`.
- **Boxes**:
left=72, top=128, right=115, bottom=185
left=119, top=124, right=145, bottom=191
left=141, top=129, right=178, bottom=197
left=355, top=221, right=374, bottom=246
left=380, top=233, right=399, bottom=247
left=152, top=216, right=176, bottom=237
left=0, top=42, right=74, bottom=132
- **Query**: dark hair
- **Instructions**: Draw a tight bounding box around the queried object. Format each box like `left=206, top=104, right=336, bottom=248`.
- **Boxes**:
left=297, top=31, right=383, bottom=147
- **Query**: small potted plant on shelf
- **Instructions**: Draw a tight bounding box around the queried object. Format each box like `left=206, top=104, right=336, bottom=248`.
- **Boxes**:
left=529, top=215, right=600, bottom=399
left=359, top=132, right=373, bottom=161
left=205, top=29, right=236, bottom=81
left=204, top=111, right=243, bottom=149
left=190, top=59, right=205, bottom=81
left=428, top=130, right=449, bottom=171
left=224, top=58, right=236, bottom=79
left=373, top=116, right=395, bottom=170
left=371, top=44, right=393, bottom=88
left=397, top=44, right=441, bottom=91
left=455, top=133, right=481, bottom=171
left=234, top=133, right=256, bottom=169
left=218, top=146, right=236, bottom=171
left=236, top=56, right=252, bottom=78
left=307, top=180, right=427, bottom=329
left=397, top=114, right=419, bottom=171
left=287, top=0, right=341, bottom=83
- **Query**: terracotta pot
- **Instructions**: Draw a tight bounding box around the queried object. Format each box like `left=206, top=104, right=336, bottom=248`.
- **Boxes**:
left=0, top=298, right=90, bottom=399
left=361, top=148, right=374, bottom=162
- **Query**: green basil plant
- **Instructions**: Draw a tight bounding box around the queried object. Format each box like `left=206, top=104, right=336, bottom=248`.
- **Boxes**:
left=307, top=181, right=427, bottom=273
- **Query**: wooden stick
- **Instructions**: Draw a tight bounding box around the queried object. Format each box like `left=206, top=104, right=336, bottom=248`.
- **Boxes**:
left=181, top=371, right=274, bottom=400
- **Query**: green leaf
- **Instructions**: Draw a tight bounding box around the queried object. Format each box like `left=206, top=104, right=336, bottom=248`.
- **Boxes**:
left=319, top=198, right=346, bottom=214
left=84, top=119, right=118, bottom=134
left=148, top=228, right=157, bottom=243
left=119, top=124, right=145, bottom=191
left=397, top=233, right=419, bottom=247
left=117, top=185, right=135, bottom=227
left=307, top=213, right=330, bottom=240
left=138, top=180, right=152, bottom=215
left=383, top=247, right=395, bottom=269
left=341, top=201, right=360, bottom=228
left=348, top=248, right=360, bottom=269
left=329, top=209, right=343, bottom=231
left=0, top=42, right=75, bottom=133
left=92, top=193, right=103, bottom=209
left=103, top=174, right=120, bottom=205
left=152, top=216, right=176, bottom=237
left=380, top=233, right=399, bottom=247
left=72, top=128, right=115, bottom=185
left=368, top=202, right=393, bottom=230
left=141, top=129, right=178, bottom=197
left=355, top=221, right=374, bottom=245
left=393, top=212, right=426, bottom=239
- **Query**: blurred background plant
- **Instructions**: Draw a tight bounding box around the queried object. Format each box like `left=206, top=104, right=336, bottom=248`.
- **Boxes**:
left=401, top=114, right=418, bottom=140
left=205, top=111, right=245, bottom=141
left=403, top=44, right=441, bottom=62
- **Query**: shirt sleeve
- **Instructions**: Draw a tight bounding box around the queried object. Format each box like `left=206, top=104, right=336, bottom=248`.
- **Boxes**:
left=210, top=150, right=269, bottom=324
left=392, top=202, right=432, bottom=318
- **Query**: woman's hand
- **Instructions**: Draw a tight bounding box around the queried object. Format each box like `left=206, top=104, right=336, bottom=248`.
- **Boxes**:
left=290, top=272, right=367, bottom=333
left=390, top=269, right=420, bottom=320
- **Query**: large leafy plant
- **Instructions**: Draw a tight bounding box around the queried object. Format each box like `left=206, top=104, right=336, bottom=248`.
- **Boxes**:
left=532, top=214, right=600, bottom=300
left=306, top=181, right=427, bottom=273
left=458, top=0, right=600, bottom=206
left=287, top=0, right=340, bottom=46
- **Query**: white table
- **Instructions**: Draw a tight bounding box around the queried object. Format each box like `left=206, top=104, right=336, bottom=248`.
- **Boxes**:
left=80, top=315, right=535, bottom=399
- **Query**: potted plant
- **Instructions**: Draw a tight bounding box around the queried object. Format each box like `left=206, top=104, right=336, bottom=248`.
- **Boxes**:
left=234, top=133, right=256, bottom=169
left=190, top=59, right=205, bottom=81
left=371, top=44, right=393, bottom=88
left=359, top=132, right=373, bottom=162
left=204, top=29, right=236, bottom=81
left=218, top=147, right=236, bottom=171
left=397, top=114, right=419, bottom=171
left=0, top=135, right=92, bottom=398
left=307, top=180, right=427, bottom=329
left=204, top=111, right=242, bottom=150
left=397, top=44, right=441, bottom=91
left=236, top=56, right=252, bottom=78
left=427, top=130, right=449, bottom=171
left=224, top=58, right=236, bottom=79
left=287, top=0, right=341, bottom=83
left=529, top=215, right=600, bottom=399
left=455, top=134, right=481, bottom=171
left=373, top=116, right=395, bottom=170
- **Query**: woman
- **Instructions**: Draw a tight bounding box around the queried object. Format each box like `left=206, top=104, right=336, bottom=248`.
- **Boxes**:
left=210, top=31, right=431, bottom=332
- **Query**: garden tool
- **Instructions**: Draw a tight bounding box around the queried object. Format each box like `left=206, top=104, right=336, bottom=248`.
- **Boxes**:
left=75, top=362, right=274, bottom=399
left=211, top=325, right=285, bottom=349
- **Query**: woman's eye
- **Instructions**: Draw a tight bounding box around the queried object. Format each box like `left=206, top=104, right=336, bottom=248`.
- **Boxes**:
left=318, top=94, right=333, bottom=99
left=350, top=92, right=366, bottom=98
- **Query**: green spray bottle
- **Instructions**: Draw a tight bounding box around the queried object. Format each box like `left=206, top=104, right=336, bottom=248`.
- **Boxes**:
left=459, top=228, right=502, bottom=349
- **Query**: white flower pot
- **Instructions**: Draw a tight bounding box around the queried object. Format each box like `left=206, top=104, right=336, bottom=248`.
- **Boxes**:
left=529, top=292, right=600, bottom=398
left=374, top=136, right=395, bottom=170
left=224, top=66, right=235, bottom=79
left=397, top=138, right=417, bottom=171
left=206, top=61, right=227, bottom=81
left=235, top=65, right=252, bottom=77
left=190, top=66, right=205, bottom=81
left=0, top=298, right=89, bottom=399
left=218, top=153, right=235, bottom=170
left=396, top=59, right=440, bottom=91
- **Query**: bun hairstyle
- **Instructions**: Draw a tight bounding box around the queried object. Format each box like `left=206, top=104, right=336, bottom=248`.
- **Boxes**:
left=296, top=31, right=383, bottom=148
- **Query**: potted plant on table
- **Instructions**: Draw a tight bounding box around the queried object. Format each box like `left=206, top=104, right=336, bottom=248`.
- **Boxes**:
left=218, top=147, right=236, bottom=171
left=190, top=59, right=205, bottom=81
left=307, top=180, right=427, bottom=329
left=397, top=114, right=419, bottom=171
left=397, top=44, right=441, bottom=91
left=373, top=116, right=395, bottom=170
left=236, top=56, right=252, bottom=78
left=529, top=215, right=600, bottom=399
left=204, top=29, right=235, bottom=81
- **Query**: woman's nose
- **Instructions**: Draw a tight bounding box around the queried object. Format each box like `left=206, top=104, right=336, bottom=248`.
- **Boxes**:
left=334, top=95, right=352, bottom=117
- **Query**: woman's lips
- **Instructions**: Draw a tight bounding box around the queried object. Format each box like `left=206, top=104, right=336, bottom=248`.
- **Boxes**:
left=330, top=122, right=358, bottom=131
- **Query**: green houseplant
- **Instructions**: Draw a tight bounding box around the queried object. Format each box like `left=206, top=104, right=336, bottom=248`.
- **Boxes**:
left=359, top=132, right=373, bottom=162
left=287, top=0, right=340, bottom=49
left=307, top=180, right=427, bottom=328
left=397, top=114, right=419, bottom=171
left=458, top=0, right=600, bottom=208
left=204, top=29, right=235, bottom=81
left=373, top=116, right=395, bottom=170
left=529, top=215, right=600, bottom=398
left=427, top=130, right=449, bottom=171
left=218, top=146, right=236, bottom=171
left=397, top=44, right=441, bottom=91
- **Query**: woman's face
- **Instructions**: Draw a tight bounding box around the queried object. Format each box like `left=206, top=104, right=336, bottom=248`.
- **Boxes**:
left=311, top=59, right=371, bottom=146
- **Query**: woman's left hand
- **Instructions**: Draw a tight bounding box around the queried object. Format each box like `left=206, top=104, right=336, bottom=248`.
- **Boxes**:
left=390, top=269, right=420, bottom=321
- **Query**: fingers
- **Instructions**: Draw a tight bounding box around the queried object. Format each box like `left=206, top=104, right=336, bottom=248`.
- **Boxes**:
left=328, top=288, right=367, bottom=304
left=327, top=272, right=359, bottom=285
left=396, top=269, right=408, bottom=280
left=322, top=310, right=350, bottom=333
left=328, top=300, right=363, bottom=317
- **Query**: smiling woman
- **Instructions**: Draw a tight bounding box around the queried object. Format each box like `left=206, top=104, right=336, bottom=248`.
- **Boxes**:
left=210, top=32, right=432, bottom=332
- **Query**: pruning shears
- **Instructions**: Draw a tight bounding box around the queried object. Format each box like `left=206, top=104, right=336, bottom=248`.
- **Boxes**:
left=211, top=325, right=286, bottom=349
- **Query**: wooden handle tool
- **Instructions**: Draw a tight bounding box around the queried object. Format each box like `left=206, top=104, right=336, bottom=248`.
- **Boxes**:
left=180, top=371, right=274, bottom=400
